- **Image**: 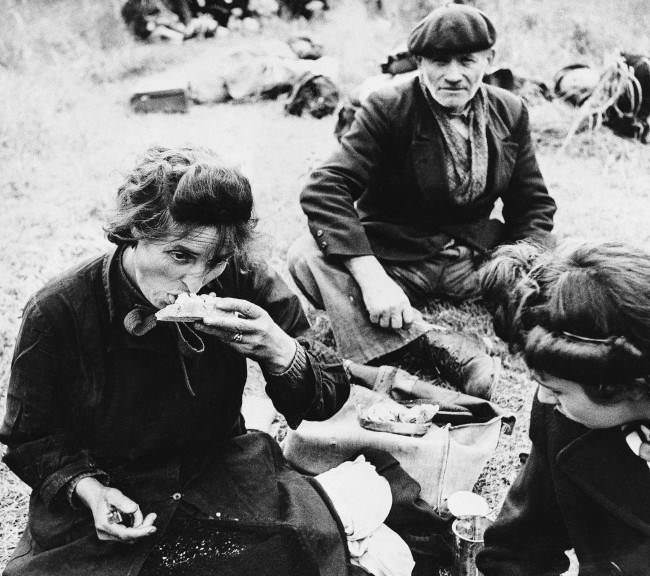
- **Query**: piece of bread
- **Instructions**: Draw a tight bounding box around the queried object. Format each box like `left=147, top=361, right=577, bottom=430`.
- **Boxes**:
left=155, top=292, right=221, bottom=322
left=362, top=400, right=438, bottom=424
left=358, top=399, right=439, bottom=437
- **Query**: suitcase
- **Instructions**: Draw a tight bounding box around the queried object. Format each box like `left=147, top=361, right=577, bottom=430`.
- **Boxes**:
left=130, top=88, right=189, bottom=113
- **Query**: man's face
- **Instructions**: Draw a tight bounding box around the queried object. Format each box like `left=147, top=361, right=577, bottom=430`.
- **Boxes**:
left=130, top=225, right=233, bottom=309
left=418, top=49, right=494, bottom=112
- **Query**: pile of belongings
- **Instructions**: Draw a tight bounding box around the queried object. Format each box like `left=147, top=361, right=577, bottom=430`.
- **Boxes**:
left=553, top=52, right=650, bottom=142
left=130, top=37, right=340, bottom=118
left=121, top=0, right=327, bottom=41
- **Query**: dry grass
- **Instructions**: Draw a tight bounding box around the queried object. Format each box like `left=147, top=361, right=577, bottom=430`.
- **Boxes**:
left=1, top=0, right=649, bottom=572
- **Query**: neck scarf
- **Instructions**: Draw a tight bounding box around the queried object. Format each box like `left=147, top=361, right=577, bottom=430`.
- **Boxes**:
left=118, top=247, right=205, bottom=396
left=419, top=73, right=489, bottom=206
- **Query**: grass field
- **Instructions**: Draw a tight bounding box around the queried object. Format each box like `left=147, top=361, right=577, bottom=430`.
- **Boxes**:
left=1, top=0, right=649, bottom=571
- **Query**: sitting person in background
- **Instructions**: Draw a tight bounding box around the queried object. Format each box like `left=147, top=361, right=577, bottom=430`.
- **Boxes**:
left=476, top=240, right=650, bottom=576
left=0, top=146, right=351, bottom=576
left=288, top=4, right=556, bottom=400
left=121, top=0, right=219, bottom=42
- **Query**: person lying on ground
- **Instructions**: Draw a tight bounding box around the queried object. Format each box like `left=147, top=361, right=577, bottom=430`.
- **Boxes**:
left=476, top=240, right=650, bottom=576
left=0, top=146, right=352, bottom=576
left=288, top=4, right=557, bottom=401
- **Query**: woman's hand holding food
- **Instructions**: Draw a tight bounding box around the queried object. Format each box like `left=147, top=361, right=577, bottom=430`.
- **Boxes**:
left=195, top=297, right=297, bottom=374
left=74, top=477, right=157, bottom=542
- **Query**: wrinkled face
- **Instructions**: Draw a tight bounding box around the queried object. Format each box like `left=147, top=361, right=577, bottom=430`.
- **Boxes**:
left=419, top=49, right=494, bottom=112
left=533, top=370, right=646, bottom=429
left=129, top=225, right=233, bottom=309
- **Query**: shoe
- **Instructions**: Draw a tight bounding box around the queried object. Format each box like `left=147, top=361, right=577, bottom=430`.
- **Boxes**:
left=418, top=330, right=500, bottom=400
left=343, top=361, right=419, bottom=396
left=463, top=354, right=501, bottom=400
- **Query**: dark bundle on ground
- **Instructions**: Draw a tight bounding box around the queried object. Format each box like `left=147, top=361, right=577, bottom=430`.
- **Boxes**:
left=285, top=73, right=339, bottom=118
left=121, top=0, right=184, bottom=39
left=121, top=0, right=251, bottom=37
left=604, top=53, right=650, bottom=142
left=278, top=0, right=328, bottom=19
left=185, top=0, right=253, bottom=27
left=483, top=68, right=552, bottom=105
left=554, top=53, right=650, bottom=143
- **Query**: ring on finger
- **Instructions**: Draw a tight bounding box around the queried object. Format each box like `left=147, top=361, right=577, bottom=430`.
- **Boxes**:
left=107, top=509, right=123, bottom=525
left=232, top=332, right=243, bottom=343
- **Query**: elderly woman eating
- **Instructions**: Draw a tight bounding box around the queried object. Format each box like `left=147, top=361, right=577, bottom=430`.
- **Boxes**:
left=0, top=146, right=351, bottom=576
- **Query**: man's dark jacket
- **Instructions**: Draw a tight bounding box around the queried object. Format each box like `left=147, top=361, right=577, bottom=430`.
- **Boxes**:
left=301, top=76, right=557, bottom=262
left=477, top=399, right=650, bottom=576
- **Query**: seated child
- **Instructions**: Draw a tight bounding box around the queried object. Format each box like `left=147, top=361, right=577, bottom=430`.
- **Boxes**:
left=476, top=240, right=650, bottom=576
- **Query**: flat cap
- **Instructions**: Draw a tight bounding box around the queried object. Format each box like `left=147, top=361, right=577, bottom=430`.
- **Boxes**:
left=407, top=4, right=496, bottom=56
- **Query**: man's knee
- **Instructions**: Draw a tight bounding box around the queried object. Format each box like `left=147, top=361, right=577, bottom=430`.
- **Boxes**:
left=437, top=245, right=482, bottom=301
left=287, top=234, right=322, bottom=282
left=287, top=234, right=328, bottom=307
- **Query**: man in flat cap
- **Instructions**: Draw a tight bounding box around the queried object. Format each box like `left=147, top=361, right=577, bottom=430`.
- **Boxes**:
left=288, top=3, right=556, bottom=397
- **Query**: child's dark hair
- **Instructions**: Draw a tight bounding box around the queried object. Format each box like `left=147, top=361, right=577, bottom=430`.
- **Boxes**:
left=105, top=146, right=257, bottom=257
left=484, top=241, right=650, bottom=403
left=479, top=240, right=547, bottom=344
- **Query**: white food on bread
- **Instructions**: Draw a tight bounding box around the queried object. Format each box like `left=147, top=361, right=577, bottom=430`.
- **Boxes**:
left=399, top=404, right=439, bottom=424
left=155, top=292, right=221, bottom=321
left=364, top=400, right=401, bottom=424
left=363, top=400, right=439, bottom=424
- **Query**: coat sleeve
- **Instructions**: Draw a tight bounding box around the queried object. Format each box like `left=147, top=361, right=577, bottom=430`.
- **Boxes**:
left=299, top=90, right=393, bottom=259
left=476, top=400, right=571, bottom=576
left=228, top=260, right=350, bottom=428
left=0, top=298, right=108, bottom=508
left=500, top=103, right=557, bottom=245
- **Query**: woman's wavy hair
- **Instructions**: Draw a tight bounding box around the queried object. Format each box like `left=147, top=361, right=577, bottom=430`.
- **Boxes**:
left=105, top=146, right=257, bottom=258
left=484, top=241, right=650, bottom=404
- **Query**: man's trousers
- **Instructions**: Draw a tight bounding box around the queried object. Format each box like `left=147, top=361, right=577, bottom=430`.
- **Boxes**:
left=287, top=235, right=482, bottom=364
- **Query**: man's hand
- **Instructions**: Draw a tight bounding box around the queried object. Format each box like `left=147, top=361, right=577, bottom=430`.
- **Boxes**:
left=74, top=477, right=157, bottom=543
left=344, top=255, right=416, bottom=329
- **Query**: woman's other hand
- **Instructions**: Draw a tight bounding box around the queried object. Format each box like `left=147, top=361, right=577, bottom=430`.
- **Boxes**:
left=74, top=477, right=157, bottom=542
left=196, top=297, right=297, bottom=373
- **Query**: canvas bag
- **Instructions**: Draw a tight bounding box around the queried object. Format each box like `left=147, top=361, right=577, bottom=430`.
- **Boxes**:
left=283, top=385, right=514, bottom=511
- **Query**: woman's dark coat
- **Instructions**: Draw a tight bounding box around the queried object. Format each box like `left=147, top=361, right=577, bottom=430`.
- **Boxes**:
left=477, top=399, right=650, bottom=576
left=300, top=76, right=557, bottom=262
left=0, top=249, right=351, bottom=576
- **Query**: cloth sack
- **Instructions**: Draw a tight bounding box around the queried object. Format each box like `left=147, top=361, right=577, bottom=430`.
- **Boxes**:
left=283, top=385, right=513, bottom=511
left=348, top=524, right=415, bottom=576
left=315, top=455, right=392, bottom=541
